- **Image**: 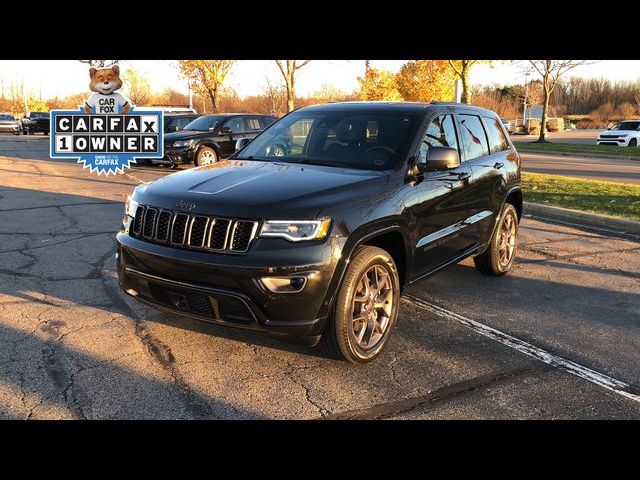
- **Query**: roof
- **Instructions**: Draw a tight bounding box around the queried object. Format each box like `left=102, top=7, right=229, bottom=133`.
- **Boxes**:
left=296, top=101, right=498, bottom=116
left=198, top=113, right=277, bottom=117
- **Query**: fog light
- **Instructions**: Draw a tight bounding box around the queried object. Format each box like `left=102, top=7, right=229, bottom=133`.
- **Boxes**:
left=261, top=276, right=307, bottom=293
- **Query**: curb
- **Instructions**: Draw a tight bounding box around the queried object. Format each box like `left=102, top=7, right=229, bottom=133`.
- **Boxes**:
left=516, top=148, right=640, bottom=162
left=523, top=202, right=640, bottom=236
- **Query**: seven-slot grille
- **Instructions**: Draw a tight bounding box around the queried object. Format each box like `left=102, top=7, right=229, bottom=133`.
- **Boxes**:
left=131, top=204, right=258, bottom=253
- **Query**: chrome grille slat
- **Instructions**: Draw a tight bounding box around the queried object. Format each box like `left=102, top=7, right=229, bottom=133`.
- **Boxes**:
left=187, top=216, right=209, bottom=248
left=143, top=208, right=158, bottom=239
left=171, top=213, right=190, bottom=245
left=229, top=220, right=258, bottom=252
left=207, top=218, right=232, bottom=251
left=132, top=205, right=146, bottom=236
left=130, top=204, right=257, bottom=254
left=155, top=210, right=172, bottom=242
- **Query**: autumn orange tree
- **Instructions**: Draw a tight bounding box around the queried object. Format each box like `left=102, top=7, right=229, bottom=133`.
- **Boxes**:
left=178, top=60, right=235, bottom=112
left=395, top=60, right=455, bottom=102
left=357, top=67, right=402, bottom=101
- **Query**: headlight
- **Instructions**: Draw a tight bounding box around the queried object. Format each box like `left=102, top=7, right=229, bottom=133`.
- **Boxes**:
left=620, top=134, right=629, bottom=137
left=124, top=195, right=138, bottom=217
left=260, top=219, right=331, bottom=242
left=173, top=139, right=192, bottom=147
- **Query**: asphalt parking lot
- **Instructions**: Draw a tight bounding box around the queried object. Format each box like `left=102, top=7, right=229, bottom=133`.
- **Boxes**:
left=1, top=134, right=639, bottom=419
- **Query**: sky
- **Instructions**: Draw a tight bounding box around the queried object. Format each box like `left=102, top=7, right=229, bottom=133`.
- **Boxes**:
left=1, top=60, right=639, bottom=100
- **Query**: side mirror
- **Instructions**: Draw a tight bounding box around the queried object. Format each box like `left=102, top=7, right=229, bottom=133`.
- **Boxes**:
left=235, top=138, right=252, bottom=153
left=220, top=126, right=232, bottom=135
left=416, top=147, right=461, bottom=173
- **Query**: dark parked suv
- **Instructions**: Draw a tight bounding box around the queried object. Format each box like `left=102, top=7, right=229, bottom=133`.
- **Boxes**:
left=154, top=113, right=278, bottom=168
left=21, top=111, right=50, bottom=135
left=117, top=102, right=522, bottom=363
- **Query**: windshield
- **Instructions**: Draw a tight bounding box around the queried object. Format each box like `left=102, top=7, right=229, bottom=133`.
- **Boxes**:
left=610, top=121, right=640, bottom=131
left=30, top=112, right=48, bottom=118
left=182, top=115, right=225, bottom=132
left=0, top=114, right=15, bottom=121
left=236, top=110, right=420, bottom=171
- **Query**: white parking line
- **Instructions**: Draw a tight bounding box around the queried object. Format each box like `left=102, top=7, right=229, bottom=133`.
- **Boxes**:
left=403, top=294, right=640, bottom=404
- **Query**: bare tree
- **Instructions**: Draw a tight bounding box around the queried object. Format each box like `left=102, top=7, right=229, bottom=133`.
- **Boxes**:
left=274, top=60, right=311, bottom=112
left=528, top=60, right=588, bottom=142
left=448, top=60, right=492, bottom=104
left=260, top=76, right=287, bottom=115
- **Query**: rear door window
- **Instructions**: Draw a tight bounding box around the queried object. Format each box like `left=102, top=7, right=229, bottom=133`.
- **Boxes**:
left=458, top=114, right=489, bottom=160
left=483, top=116, right=510, bottom=153
left=245, top=117, right=262, bottom=131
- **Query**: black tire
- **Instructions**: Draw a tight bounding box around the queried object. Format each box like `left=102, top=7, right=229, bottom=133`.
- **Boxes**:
left=320, top=246, right=400, bottom=363
left=474, top=203, right=519, bottom=276
left=195, top=146, right=218, bottom=166
left=629, top=139, right=637, bottom=148
left=23, top=128, right=29, bottom=135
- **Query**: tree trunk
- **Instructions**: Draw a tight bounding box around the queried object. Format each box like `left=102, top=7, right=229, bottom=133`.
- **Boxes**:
left=461, top=66, right=471, bottom=104
left=208, top=85, right=219, bottom=113
left=286, top=74, right=295, bottom=112
left=538, top=77, right=550, bottom=143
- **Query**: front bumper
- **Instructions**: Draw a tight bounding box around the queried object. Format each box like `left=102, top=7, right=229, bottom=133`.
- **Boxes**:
left=116, top=229, right=346, bottom=340
left=597, top=137, right=631, bottom=146
left=153, top=145, right=194, bottom=165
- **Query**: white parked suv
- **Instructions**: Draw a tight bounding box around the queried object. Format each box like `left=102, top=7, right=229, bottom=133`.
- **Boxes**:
left=597, top=120, right=640, bottom=147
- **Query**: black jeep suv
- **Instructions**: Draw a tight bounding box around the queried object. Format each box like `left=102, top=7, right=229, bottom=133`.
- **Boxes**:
left=117, top=102, right=521, bottom=363
left=21, top=111, right=50, bottom=135
left=154, top=113, right=278, bottom=168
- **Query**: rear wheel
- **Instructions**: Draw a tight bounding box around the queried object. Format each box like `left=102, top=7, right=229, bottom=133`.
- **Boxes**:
left=195, top=146, right=217, bottom=166
left=474, top=203, right=518, bottom=276
left=629, top=138, right=637, bottom=147
left=321, top=246, right=400, bottom=363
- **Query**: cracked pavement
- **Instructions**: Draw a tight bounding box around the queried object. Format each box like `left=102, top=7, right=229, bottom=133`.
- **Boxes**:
left=1, top=135, right=639, bottom=419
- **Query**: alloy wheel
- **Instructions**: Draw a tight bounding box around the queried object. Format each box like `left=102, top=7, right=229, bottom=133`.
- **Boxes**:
left=498, top=211, right=517, bottom=268
left=350, top=264, right=393, bottom=349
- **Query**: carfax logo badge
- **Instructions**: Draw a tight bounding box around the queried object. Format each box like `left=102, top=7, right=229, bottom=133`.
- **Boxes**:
left=50, top=63, right=163, bottom=175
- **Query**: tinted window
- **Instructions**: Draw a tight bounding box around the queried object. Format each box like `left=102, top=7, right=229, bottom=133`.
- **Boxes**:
left=260, top=116, right=278, bottom=129
left=245, top=117, right=262, bottom=131
left=0, top=114, right=15, bottom=121
left=238, top=111, right=420, bottom=171
left=458, top=114, right=489, bottom=160
left=483, top=116, right=510, bottom=153
left=224, top=117, right=245, bottom=133
left=183, top=115, right=225, bottom=132
left=613, top=121, right=640, bottom=131
left=418, top=114, right=458, bottom=163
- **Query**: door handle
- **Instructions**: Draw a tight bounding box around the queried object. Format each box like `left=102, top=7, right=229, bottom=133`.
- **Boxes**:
left=493, top=162, right=504, bottom=169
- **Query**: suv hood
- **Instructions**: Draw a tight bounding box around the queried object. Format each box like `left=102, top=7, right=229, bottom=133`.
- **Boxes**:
left=164, top=130, right=213, bottom=142
left=134, top=159, right=388, bottom=219
left=600, top=129, right=636, bottom=136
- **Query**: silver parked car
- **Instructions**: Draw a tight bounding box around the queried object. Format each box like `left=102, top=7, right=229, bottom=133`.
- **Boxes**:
left=0, top=113, right=21, bottom=135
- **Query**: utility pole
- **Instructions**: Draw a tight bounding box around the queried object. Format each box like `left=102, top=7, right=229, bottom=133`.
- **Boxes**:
left=188, top=79, right=193, bottom=111
left=523, top=70, right=529, bottom=124
left=454, top=78, right=463, bottom=103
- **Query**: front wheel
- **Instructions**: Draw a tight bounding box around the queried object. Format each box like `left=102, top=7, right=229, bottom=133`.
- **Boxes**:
left=474, top=203, right=519, bottom=276
left=629, top=139, right=637, bottom=148
left=195, top=146, right=218, bottom=166
left=321, top=246, right=400, bottom=363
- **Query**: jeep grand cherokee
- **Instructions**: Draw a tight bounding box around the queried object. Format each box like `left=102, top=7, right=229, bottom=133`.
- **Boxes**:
left=117, top=102, right=522, bottom=363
